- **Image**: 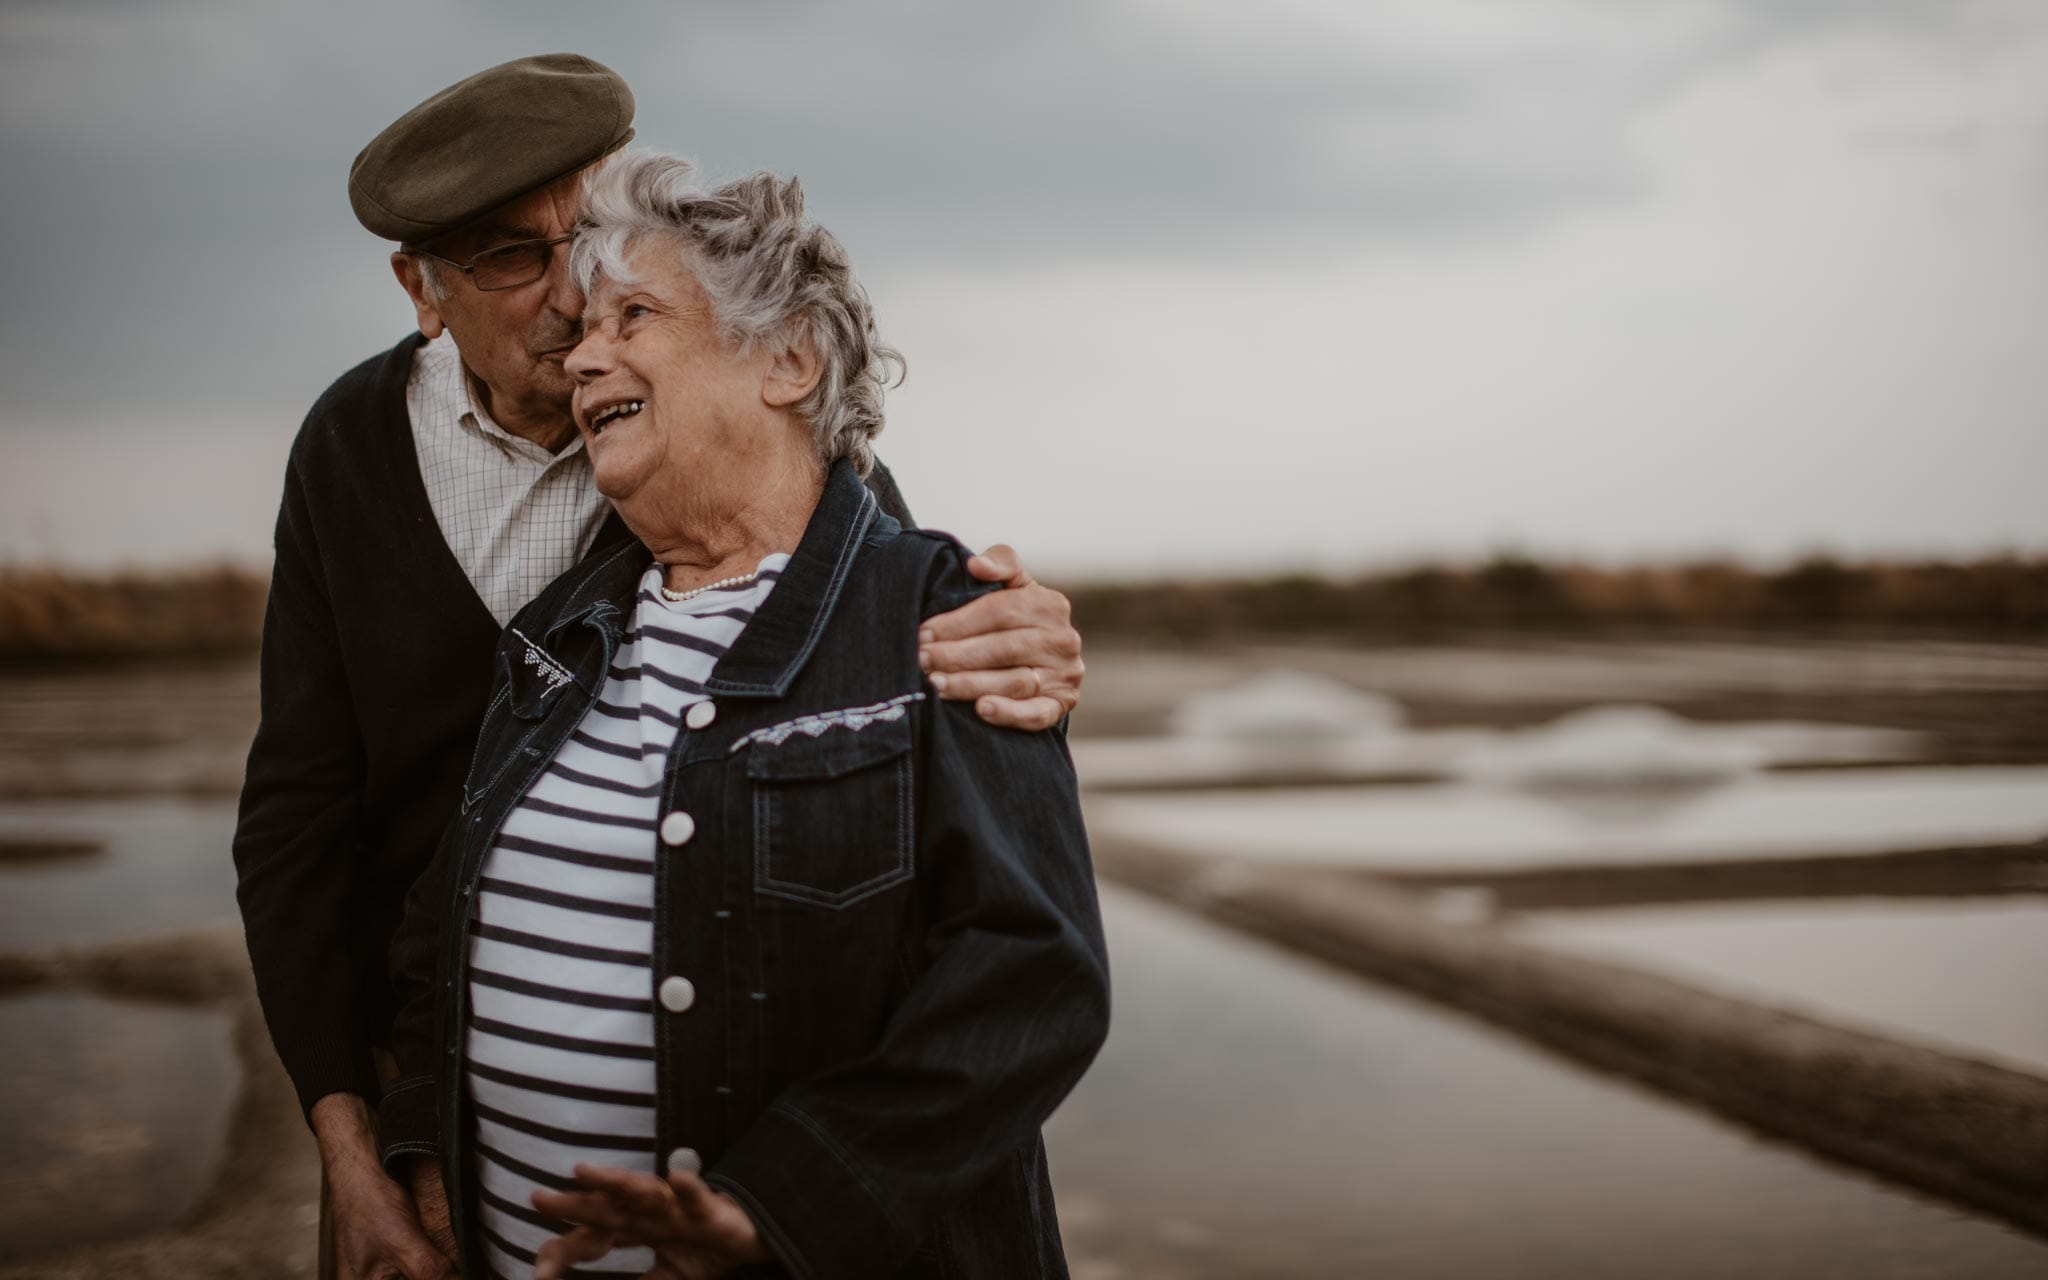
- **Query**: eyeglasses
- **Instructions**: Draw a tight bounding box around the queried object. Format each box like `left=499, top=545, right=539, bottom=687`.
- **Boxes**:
left=413, top=234, right=574, bottom=291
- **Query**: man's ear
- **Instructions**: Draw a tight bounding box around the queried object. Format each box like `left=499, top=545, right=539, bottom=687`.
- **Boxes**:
left=391, top=252, right=448, bottom=340
left=761, top=327, right=823, bottom=409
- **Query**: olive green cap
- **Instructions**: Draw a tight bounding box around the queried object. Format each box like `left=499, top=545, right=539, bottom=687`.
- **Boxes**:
left=349, top=53, right=635, bottom=243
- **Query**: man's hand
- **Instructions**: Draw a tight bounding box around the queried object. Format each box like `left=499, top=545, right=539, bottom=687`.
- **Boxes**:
left=531, top=1163, right=771, bottom=1280
left=920, top=544, right=1084, bottom=731
left=406, top=1155, right=457, bottom=1262
left=310, top=1094, right=453, bottom=1280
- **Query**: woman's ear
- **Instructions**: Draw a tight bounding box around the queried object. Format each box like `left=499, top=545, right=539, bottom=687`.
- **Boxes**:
left=761, top=326, right=823, bottom=409
left=391, top=252, right=448, bottom=340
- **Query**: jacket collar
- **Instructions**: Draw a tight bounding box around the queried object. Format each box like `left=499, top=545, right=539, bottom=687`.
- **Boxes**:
left=708, top=458, right=880, bottom=698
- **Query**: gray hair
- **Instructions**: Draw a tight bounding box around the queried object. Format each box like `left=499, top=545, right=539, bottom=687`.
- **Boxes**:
left=570, top=150, right=903, bottom=477
left=408, top=252, right=451, bottom=301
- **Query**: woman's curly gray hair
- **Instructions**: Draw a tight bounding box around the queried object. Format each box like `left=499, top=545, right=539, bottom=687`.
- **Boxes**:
left=571, top=151, right=903, bottom=477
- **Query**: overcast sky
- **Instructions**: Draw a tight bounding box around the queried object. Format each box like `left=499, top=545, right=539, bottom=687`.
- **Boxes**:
left=2, top=0, right=2043, bottom=576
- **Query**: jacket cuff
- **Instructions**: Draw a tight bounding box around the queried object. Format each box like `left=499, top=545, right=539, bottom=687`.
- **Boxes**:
left=705, top=1102, right=911, bottom=1280
left=377, top=1073, right=441, bottom=1176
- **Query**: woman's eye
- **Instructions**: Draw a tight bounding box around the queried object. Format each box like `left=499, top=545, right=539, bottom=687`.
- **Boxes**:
left=622, top=303, right=652, bottom=321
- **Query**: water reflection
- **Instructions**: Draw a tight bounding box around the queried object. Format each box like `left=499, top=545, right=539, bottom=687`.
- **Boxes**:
left=0, top=801, right=238, bottom=948
left=1051, top=888, right=2048, bottom=1278
left=0, top=993, right=238, bottom=1261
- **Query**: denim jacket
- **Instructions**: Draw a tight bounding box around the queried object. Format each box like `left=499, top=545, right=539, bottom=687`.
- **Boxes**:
left=380, top=459, right=1110, bottom=1280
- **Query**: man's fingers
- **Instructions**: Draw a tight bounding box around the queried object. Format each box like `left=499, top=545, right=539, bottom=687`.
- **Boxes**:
left=923, top=628, right=1058, bottom=677
left=973, top=694, right=1068, bottom=732
left=532, top=1225, right=617, bottom=1280
left=356, top=1240, right=452, bottom=1280
left=928, top=666, right=1042, bottom=703
left=966, top=543, right=1029, bottom=587
left=919, top=582, right=1068, bottom=645
left=394, top=1243, right=455, bottom=1280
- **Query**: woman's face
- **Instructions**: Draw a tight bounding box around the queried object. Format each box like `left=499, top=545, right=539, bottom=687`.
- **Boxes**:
left=565, top=241, right=782, bottom=507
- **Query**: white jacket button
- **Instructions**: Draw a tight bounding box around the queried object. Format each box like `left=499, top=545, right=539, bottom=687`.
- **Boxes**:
left=659, top=976, right=696, bottom=1013
left=660, top=811, right=695, bottom=846
left=685, top=701, right=717, bottom=730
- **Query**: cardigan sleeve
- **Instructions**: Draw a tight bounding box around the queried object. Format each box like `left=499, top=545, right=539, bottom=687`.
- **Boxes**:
left=231, top=453, right=382, bottom=1119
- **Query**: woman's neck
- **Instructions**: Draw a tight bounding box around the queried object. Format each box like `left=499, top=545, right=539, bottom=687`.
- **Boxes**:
left=630, top=450, right=825, bottom=596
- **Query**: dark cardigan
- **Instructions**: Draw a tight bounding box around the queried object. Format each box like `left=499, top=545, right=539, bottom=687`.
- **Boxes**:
left=231, top=332, right=913, bottom=1115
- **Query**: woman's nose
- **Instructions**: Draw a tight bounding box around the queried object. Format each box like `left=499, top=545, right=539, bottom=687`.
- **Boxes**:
left=564, top=328, right=609, bottom=382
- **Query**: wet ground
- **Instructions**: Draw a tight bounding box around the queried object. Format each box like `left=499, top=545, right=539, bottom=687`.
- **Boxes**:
left=1089, top=766, right=2048, bottom=869
left=4, top=639, right=2047, bottom=1274
left=1522, top=897, right=2048, bottom=1074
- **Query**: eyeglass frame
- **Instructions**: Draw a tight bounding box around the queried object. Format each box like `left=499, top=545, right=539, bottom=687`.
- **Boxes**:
left=407, top=234, right=576, bottom=292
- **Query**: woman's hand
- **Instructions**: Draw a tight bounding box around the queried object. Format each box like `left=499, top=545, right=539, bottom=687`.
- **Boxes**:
left=531, top=1163, right=771, bottom=1280
left=919, top=544, right=1084, bottom=731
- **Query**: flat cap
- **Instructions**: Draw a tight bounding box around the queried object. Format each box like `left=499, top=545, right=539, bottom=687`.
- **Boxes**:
left=349, top=53, right=635, bottom=243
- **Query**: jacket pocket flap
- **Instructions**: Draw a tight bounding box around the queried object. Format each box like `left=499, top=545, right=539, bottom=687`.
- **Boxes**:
left=745, top=708, right=915, bottom=781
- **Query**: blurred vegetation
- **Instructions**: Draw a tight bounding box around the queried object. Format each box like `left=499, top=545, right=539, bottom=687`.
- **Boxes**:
left=1068, top=554, right=2048, bottom=640
left=0, top=565, right=268, bottom=664
left=1, top=554, right=2043, bottom=662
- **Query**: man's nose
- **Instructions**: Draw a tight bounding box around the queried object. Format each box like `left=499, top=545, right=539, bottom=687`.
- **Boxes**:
left=544, top=244, right=584, bottom=321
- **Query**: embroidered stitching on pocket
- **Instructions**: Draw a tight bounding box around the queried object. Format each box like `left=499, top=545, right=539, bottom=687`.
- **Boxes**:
left=730, top=692, right=925, bottom=754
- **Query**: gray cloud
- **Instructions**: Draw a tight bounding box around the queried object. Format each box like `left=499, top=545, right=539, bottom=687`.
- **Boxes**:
left=0, top=0, right=2032, bottom=422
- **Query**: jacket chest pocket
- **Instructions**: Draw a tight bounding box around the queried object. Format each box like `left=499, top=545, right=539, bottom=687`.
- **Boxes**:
left=745, top=712, right=916, bottom=909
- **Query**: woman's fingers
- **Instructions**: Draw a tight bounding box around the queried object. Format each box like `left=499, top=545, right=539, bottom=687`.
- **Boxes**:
left=662, top=1169, right=719, bottom=1219
left=532, top=1186, right=631, bottom=1233
left=532, top=1225, right=617, bottom=1280
left=572, top=1163, right=675, bottom=1213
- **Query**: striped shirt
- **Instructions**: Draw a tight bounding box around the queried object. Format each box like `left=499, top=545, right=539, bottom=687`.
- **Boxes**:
left=463, top=554, right=787, bottom=1279
left=406, top=333, right=614, bottom=626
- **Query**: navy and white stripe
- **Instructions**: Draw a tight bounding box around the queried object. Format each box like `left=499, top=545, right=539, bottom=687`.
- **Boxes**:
left=465, top=553, right=786, bottom=1279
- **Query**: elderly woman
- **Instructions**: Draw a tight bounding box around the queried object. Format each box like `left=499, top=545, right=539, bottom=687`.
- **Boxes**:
left=378, top=150, right=1109, bottom=1280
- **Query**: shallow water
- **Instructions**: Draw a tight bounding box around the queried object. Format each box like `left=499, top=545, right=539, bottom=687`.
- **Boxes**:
left=1090, top=765, right=2048, bottom=871
left=1522, top=898, right=2048, bottom=1073
left=1049, top=888, right=2048, bottom=1278
left=0, top=993, right=238, bottom=1261
left=0, top=800, right=239, bottom=948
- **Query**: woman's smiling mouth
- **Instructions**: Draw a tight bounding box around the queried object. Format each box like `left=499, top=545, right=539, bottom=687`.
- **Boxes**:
left=585, top=399, right=646, bottom=436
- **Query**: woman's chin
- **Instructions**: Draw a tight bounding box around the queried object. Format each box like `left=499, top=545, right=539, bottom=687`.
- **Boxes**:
left=589, top=448, right=644, bottom=502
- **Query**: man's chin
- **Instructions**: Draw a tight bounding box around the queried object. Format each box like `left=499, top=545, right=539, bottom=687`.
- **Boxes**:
left=528, top=363, right=578, bottom=408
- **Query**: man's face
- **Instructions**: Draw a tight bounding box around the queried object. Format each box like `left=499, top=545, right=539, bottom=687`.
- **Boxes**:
left=393, top=170, right=588, bottom=435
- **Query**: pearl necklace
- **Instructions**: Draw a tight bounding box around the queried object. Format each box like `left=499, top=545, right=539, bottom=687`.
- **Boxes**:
left=659, top=570, right=760, bottom=604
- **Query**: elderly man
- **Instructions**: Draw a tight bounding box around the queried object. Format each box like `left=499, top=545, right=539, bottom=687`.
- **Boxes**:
left=232, top=54, right=1085, bottom=1280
